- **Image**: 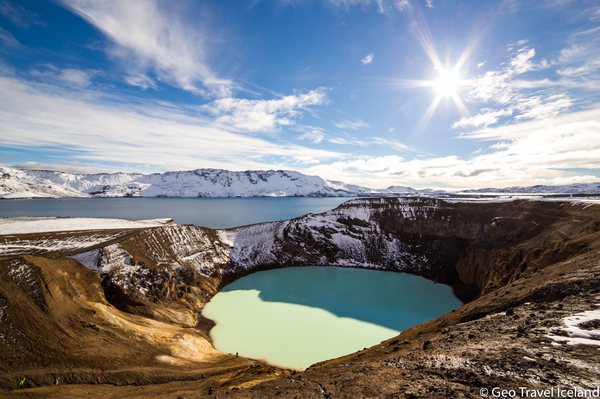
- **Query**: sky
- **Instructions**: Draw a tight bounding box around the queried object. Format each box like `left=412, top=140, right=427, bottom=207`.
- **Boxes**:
left=1, top=0, right=599, bottom=189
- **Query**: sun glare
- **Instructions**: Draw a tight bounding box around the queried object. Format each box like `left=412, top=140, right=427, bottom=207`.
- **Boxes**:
left=434, top=68, right=460, bottom=97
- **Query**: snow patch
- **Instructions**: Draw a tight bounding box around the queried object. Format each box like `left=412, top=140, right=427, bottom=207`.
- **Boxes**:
left=68, top=248, right=102, bottom=271
left=546, top=308, right=600, bottom=346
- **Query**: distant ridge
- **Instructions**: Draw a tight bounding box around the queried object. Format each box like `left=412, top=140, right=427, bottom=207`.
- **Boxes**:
left=462, top=183, right=600, bottom=194
left=1, top=166, right=599, bottom=199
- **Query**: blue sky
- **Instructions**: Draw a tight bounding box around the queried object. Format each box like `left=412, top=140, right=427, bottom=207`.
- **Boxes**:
left=1, top=0, right=599, bottom=189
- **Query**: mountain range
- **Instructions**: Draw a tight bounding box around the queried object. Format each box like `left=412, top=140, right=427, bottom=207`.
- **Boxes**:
left=1, top=166, right=599, bottom=199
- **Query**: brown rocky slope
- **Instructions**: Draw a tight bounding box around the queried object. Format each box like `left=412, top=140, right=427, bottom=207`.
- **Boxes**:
left=1, top=198, right=599, bottom=398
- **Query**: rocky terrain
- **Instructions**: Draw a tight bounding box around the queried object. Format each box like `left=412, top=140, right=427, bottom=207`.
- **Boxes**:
left=1, top=198, right=600, bottom=398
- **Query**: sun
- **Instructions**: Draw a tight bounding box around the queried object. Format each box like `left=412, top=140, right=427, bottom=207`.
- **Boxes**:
left=434, top=67, right=460, bottom=97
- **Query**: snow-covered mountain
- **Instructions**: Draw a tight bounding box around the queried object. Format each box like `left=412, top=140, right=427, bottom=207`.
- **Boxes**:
left=2, top=166, right=600, bottom=199
left=0, top=167, right=383, bottom=199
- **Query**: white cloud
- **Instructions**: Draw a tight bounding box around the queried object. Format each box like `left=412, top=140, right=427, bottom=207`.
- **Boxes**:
left=557, top=58, right=600, bottom=77
left=477, top=61, right=486, bottom=69
left=59, top=69, right=94, bottom=87
left=466, top=44, right=578, bottom=125
left=298, top=127, right=326, bottom=143
left=559, top=44, right=586, bottom=62
left=30, top=66, right=96, bottom=88
left=361, top=53, right=374, bottom=65
left=203, top=89, right=328, bottom=132
left=123, top=74, right=156, bottom=90
left=394, top=0, right=411, bottom=12
left=507, top=39, right=528, bottom=51
left=0, top=27, right=20, bottom=47
left=13, top=161, right=108, bottom=174
left=425, top=0, right=433, bottom=9
left=470, top=47, right=550, bottom=103
left=60, top=0, right=233, bottom=96
left=469, top=70, right=511, bottom=103
left=333, top=119, right=370, bottom=130
left=0, top=75, right=344, bottom=172
left=490, top=141, right=510, bottom=150
left=513, top=94, right=572, bottom=120
left=327, top=136, right=370, bottom=146
left=510, top=47, right=538, bottom=74
left=371, top=137, right=411, bottom=152
left=311, top=108, right=600, bottom=188
left=452, top=108, right=513, bottom=129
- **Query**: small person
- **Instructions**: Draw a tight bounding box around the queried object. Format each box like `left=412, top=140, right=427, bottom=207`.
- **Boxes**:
left=18, top=378, right=25, bottom=388
left=55, top=377, right=60, bottom=385
left=236, top=352, right=238, bottom=357
left=201, top=373, right=204, bottom=379
left=97, top=376, right=101, bottom=384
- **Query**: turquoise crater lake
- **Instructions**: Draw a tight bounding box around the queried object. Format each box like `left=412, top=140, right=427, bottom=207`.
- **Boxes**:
left=202, top=267, right=462, bottom=370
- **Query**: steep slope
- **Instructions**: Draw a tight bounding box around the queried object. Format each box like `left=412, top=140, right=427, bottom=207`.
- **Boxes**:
left=218, top=198, right=598, bottom=301
left=0, top=256, right=250, bottom=391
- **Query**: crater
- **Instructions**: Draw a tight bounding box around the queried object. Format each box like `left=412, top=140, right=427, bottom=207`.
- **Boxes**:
left=202, top=266, right=462, bottom=369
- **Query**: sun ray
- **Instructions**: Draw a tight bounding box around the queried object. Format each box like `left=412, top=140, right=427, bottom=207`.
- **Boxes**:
left=415, top=94, right=443, bottom=134
left=408, top=6, right=442, bottom=70
left=451, top=92, right=470, bottom=117
left=376, top=78, right=436, bottom=89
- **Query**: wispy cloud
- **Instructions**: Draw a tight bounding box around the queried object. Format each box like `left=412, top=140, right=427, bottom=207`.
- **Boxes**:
left=123, top=74, right=157, bottom=90
left=202, top=88, right=328, bottom=132
left=278, top=0, right=430, bottom=16
left=30, top=66, right=97, bottom=88
left=333, top=119, right=370, bottom=130
left=510, top=47, right=548, bottom=74
left=0, top=1, right=45, bottom=29
left=466, top=44, right=576, bottom=124
left=13, top=161, right=108, bottom=174
left=0, top=27, right=20, bottom=47
left=298, top=126, right=326, bottom=143
left=452, top=108, right=513, bottom=129
left=513, top=94, right=572, bottom=120
left=60, top=0, right=233, bottom=96
left=559, top=43, right=586, bottom=62
left=557, top=58, right=600, bottom=77
left=361, top=53, right=373, bottom=65
left=371, top=137, right=411, bottom=152
left=394, top=0, right=410, bottom=12
left=470, top=46, right=550, bottom=103
left=0, top=74, right=344, bottom=172
left=327, top=136, right=370, bottom=146
left=310, top=108, right=600, bottom=188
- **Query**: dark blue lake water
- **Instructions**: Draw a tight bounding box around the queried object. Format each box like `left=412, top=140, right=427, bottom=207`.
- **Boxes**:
left=0, top=197, right=351, bottom=229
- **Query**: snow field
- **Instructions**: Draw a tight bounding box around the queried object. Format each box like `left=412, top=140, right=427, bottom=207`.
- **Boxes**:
left=0, top=217, right=171, bottom=235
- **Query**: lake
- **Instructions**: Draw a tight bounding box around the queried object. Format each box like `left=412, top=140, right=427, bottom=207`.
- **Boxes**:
left=202, top=266, right=462, bottom=370
left=0, top=197, right=350, bottom=229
